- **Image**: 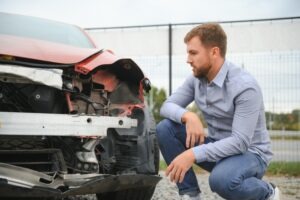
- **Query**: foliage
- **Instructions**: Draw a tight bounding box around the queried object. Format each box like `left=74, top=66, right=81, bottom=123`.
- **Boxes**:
left=145, top=86, right=167, bottom=123
left=187, top=103, right=208, bottom=128
left=266, top=162, right=300, bottom=177
left=145, top=87, right=208, bottom=125
left=266, top=109, right=300, bottom=131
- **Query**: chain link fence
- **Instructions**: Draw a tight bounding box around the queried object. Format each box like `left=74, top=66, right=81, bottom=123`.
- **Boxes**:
left=86, top=18, right=300, bottom=162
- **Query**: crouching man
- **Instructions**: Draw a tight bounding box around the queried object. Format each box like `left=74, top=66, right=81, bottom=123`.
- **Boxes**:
left=156, top=23, right=280, bottom=200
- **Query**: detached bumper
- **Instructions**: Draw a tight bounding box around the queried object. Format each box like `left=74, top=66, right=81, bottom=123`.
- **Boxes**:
left=0, top=163, right=161, bottom=198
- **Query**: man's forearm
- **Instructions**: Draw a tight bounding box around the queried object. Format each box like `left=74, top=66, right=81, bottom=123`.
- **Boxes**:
left=160, top=102, right=187, bottom=123
left=192, top=134, right=249, bottom=163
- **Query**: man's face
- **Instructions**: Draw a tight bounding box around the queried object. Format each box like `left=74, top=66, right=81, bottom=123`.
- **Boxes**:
left=186, top=36, right=212, bottom=78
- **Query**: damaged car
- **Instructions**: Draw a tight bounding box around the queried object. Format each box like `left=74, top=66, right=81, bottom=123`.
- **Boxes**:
left=0, top=12, right=160, bottom=200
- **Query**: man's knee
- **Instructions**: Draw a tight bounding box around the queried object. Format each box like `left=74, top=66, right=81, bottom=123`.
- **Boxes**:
left=209, top=170, right=225, bottom=193
left=209, top=169, right=242, bottom=200
left=210, top=166, right=234, bottom=190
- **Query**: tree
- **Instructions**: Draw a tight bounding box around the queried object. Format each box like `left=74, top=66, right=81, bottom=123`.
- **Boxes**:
left=187, top=102, right=208, bottom=128
left=145, top=86, right=167, bottom=123
left=145, top=87, right=207, bottom=126
left=265, top=109, right=300, bottom=131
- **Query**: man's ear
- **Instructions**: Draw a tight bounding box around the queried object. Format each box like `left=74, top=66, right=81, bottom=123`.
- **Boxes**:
left=211, top=47, right=220, bottom=57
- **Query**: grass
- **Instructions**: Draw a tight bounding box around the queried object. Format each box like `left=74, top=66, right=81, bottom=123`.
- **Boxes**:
left=159, top=161, right=300, bottom=177
left=270, top=135, right=300, bottom=140
left=266, top=162, right=300, bottom=177
left=159, top=160, right=168, bottom=170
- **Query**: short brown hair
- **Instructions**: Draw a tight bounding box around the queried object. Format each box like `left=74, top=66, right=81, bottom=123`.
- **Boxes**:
left=184, top=23, right=227, bottom=58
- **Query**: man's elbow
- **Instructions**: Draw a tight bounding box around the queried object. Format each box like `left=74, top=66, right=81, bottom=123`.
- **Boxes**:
left=234, top=135, right=251, bottom=154
left=238, top=143, right=248, bottom=154
left=159, top=102, right=167, bottom=117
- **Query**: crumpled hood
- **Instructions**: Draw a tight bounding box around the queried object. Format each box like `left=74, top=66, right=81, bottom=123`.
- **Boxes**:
left=0, top=34, right=147, bottom=94
left=0, top=34, right=101, bottom=64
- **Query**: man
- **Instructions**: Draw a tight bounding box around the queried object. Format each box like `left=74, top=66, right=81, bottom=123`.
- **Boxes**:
left=156, top=23, right=281, bottom=200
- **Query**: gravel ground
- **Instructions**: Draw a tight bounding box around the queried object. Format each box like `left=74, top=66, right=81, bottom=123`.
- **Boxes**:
left=152, top=171, right=300, bottom=200
left=37, top=171, right=300, bottom=200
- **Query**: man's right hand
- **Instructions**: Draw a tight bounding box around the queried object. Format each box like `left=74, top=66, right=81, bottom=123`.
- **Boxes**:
left=181, top=111, right=205, bottom=148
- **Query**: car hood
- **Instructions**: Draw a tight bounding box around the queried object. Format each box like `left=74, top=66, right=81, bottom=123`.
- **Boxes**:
left=0, top=34, right=101, bottom=64
left=0, top=34, right=148, bottom=93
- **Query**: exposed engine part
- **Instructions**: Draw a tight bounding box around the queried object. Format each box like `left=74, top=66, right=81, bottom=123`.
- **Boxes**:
left=75, top=139, right=101, bottom=173
left=0, top=64, right=63, bottom=89
left=76, top=151, right=98, bottom=164
left=0, top=81, right=66, bottom=113
left=83, top=139, right=100, bottom=151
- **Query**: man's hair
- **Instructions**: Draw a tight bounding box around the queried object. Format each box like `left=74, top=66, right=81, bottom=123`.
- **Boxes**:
left=184, top=23, right=227, bottom=58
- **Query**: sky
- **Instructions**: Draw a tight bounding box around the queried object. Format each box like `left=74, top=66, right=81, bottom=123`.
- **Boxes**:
left=1, top=0, right=299, bottom=113
left=0, top=0, right=300, bottom=28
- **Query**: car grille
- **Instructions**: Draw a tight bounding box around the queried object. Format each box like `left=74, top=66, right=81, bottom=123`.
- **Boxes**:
left=0, top=149, right=67, bottom=175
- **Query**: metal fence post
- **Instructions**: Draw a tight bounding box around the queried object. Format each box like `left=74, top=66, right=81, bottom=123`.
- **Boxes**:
left=168, top=24, right=172, bottom=96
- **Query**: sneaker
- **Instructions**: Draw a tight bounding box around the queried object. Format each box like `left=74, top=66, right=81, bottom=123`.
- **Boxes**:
left=180, top=193, right=201, bottom=200
left=268, top=183, right=281, bottom=200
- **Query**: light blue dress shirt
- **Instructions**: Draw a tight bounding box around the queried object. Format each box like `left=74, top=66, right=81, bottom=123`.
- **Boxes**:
left=160, top=60, right=273, bottom=165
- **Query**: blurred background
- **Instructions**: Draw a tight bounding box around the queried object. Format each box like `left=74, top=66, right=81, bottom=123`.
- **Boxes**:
left=86, top=18, right=300, bottom=163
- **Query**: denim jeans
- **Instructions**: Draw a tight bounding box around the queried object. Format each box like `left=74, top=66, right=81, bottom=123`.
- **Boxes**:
left=156, top=119, right=273, bottom=200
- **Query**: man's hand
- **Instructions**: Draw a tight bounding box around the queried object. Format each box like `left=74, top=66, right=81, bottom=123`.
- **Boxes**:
left=165, top=149, right=196, bottom=183
left=181, top=111, right=205, bottom=148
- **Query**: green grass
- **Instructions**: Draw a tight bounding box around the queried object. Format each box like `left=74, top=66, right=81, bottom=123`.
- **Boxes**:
left=266, top=162, right=300, bottom=177
left=270, top=135, right=300, bottom=140
left=159, top=161, right=300, bottom=177
left=159, top=160, right=168, bottom=170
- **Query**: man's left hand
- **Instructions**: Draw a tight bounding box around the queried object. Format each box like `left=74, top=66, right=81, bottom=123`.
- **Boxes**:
left=165, top=149, right=196, bottom=183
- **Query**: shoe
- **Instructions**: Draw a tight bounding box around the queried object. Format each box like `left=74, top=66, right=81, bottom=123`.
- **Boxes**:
left=180, top=193, right=201, bottom=200
left=268, top=183, right=281, bottom=200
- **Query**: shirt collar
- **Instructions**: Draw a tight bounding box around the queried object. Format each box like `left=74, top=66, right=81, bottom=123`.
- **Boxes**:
left=211, top=60, right=229, bottom=88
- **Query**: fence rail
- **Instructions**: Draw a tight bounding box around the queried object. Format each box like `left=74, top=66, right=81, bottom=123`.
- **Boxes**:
left=86, top=18, right=300, bottom=162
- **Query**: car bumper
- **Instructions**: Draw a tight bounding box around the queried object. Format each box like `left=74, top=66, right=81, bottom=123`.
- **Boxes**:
left=0, top=163, right=161, bottom=197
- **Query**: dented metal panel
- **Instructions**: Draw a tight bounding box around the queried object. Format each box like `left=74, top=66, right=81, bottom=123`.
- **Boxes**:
left=0, top=64, right=63, bottom=89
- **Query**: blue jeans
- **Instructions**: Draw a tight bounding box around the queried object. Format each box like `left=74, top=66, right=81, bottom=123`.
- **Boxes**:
left=156, top=119, right=273, bottom=200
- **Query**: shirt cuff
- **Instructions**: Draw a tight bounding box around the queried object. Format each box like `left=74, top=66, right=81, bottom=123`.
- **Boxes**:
left=175, top=108, right=188, bottom=124
left=192, top=145, right=207, bottom=163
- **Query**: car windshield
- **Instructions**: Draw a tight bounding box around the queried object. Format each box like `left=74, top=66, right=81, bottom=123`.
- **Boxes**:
left=0, top=12, right=95, bottom=48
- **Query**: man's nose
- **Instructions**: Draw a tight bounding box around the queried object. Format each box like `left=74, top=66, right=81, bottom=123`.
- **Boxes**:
left=186, top=57, right=191, bottom=64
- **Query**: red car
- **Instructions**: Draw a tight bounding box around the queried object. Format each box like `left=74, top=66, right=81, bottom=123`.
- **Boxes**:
left=0, top=12, right=160, bottom=200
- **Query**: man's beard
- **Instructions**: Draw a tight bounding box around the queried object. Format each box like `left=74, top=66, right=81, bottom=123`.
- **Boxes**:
left=193, top=64, right=211, bottom=79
